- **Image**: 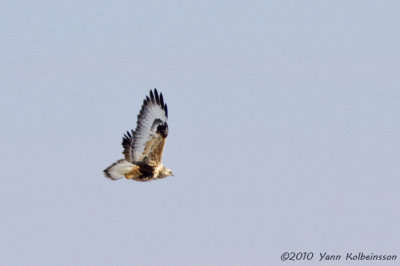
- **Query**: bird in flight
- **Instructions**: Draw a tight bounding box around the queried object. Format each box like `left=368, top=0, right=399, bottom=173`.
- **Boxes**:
left=104, top=89, right=173, bottom=181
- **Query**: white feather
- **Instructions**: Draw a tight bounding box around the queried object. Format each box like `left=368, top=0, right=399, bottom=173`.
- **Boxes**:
left=132, top=100, right=168, bottom=162
left=104, top=159, right=135, bottom=180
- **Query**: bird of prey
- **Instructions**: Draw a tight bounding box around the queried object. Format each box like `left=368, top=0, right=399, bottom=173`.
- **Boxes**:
left=104, top=89, right=173, bottom=181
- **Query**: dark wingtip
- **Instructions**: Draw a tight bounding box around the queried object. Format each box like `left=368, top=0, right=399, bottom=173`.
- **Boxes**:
left=143, top=88, right=168, bottom=117
left=154, top=89, right=160, bottom=104
left=160, top=93, right=164, bottom=107
left=122, top=130, right=133, bottom=148
left=150, top=90, right=155, bottom=103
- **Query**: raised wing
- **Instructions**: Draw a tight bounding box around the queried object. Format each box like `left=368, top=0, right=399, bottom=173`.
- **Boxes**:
left=123, top=89, right=168, bottom=165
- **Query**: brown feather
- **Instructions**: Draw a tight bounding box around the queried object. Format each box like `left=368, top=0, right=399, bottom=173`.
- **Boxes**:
left=139, top=134, right=166, bottom=165
left=125, top=165, right=142, bottom=180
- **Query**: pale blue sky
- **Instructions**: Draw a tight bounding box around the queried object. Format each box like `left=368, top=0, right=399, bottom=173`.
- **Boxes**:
left=1, top=1, right=399, bottom=265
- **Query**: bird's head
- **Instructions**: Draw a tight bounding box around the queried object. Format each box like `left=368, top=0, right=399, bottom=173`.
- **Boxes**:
left=161, top=167, right=174, bottom=178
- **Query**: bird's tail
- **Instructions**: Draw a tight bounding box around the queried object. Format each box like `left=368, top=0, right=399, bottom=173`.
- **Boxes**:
left=103, top=159, right=135, bottom=180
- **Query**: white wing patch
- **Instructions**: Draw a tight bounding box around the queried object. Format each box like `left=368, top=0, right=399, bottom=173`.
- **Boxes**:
left=130, top=89, right=168, bottom=164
